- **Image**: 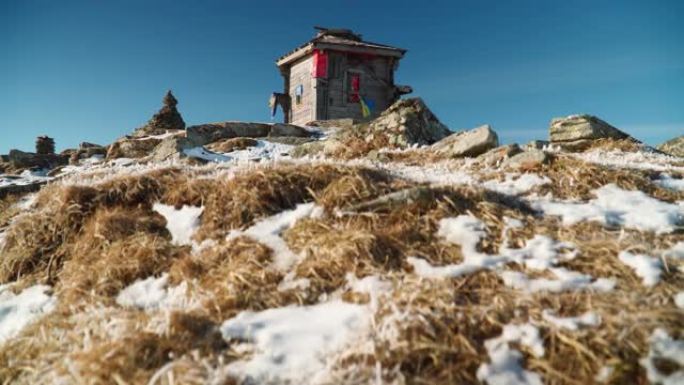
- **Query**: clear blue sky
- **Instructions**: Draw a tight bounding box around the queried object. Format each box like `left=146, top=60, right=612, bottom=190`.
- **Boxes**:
left=2, top=0, right=682, bottom=153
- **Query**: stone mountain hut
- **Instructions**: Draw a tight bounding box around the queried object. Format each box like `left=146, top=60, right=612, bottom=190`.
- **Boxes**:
left=270, top=27, right=412, bottom=126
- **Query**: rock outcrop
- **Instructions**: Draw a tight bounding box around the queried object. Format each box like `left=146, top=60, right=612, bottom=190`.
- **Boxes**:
left=149, top=136, right=201, bottom=162
left=549, top=115, right=629, bottom=143
left=360, top=98, right=451, bottom=147
left=207, top=137, right=259, bottom=153
left=106, top=137, right=164, bottom=159
left=132, top=91, right=186, bottom=138
left=69, top=142, right=107, bottom=164
left=7, top=149, right=67, bottom=169
left=657, top=136, right=684, bottom=158
left=433, top=124, right=499, bottom=158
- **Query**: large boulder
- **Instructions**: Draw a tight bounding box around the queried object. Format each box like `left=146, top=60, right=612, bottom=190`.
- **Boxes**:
left=475, top=143, right=523, bottom=167
left=549, top=115, right=629, bottom=142
left=361, top=98, right=451, bottom=147
left=657, top=135, right=684, bottom=158
left=149, top=135, right=201, bottom=162
left=132, top=91, right=186, bottom=137
left=433, top=125, right=499, bottom=158
left=106, top=137, right=163, bottom=159
left=186, top=122, right=272, bottom=145
left=269, top=123, right=312, bottom=138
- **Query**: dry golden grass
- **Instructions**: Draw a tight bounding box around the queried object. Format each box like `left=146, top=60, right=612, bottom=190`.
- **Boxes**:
left=0, top=158, right=682, bottom=385
left=206, top=137, right=259, bottom=153
left=0, top=193, right=24, bottom=229
left=169, top=235, right=307, bottom=322
left=530, top=155, right=684, bottom=202
left=195, top=164, right=380, bottom=240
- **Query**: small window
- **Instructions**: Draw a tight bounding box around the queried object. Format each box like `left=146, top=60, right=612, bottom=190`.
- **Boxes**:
left=294, top=84, right=303, bottom=105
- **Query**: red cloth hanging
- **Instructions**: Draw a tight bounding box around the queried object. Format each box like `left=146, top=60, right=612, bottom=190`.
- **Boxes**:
left=349, top=73, right=360, bottom=102
left=312, top=50, right=328, bottom=78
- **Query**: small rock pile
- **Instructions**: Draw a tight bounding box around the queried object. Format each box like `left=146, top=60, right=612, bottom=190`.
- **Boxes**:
left=35, top=136, right=55, bottom=155
left=132, top=90, right=186, bottom=137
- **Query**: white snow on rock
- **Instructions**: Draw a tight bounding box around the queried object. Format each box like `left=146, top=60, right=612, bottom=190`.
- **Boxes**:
left=533, top=184, right=684, bottom=234
left=618, top=251, right=662, bottom=287
left=500, top=268, right=616, bottom=293
left=152, top=203, right=203, bottom=245
left=483, top=173, right=550, bottom=196
left=0, top=284, right=56, bottom=342
left=640, top=328, right=684, bottom=385
left=231, top=203, right=317, bottom=270
left=541, top=310, right=601, bottom=331
left=657, top=174, right=684, bottom=191
left=477, top=323, right=544, bottom=385
left=183, top=146, right=232, bottom=162
left=220, top=300, right=369, bottom=384
left=116, top=274, right=198, bottom=311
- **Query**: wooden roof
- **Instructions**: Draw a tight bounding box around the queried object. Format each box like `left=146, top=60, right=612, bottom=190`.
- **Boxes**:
left=276, top=27, right=406, bottom=67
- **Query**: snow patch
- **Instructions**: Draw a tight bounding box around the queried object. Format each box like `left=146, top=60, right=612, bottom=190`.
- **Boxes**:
left=477, top=323, right=544, bottom=385
left=533, top=184, right=684, bottom=233
left=674, top=292, right=684, bottom=309
left=116, top=274, right=198, bottom=311
left=594, top=365, right=614, bottom=383
left=640, top=328, right=684, bottom=385
left=618, top=251, right=662, bottom=287
left=231, top=203, right=316, bottom=270
left=664, top=241, right=684, bottom=260
left=578, top=149, right=684, bottom=173
left=500, top=268, right=616, bottom=293
left=541, top=310, right=601, bottom=331
left=0, top=284, right=56, bottom=342
left=152, top=203, right=203, bottom=245
left=657, top=174, right=684, bottom=191
left=217, top=139, right=294, bottom=162
left=501, top=235, right=577, bottom=270
left=220, top=300, right=369, bottom=384
left=183, top=147, right=232, bottom=162
left=483, top=173, right=550, bottom=196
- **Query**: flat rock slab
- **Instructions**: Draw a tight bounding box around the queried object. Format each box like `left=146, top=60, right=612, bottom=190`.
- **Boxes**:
left=476, top=144, right=523, bottom=167
left=187, top=122, right=314, bottom=146
left=503, top=149, right=549, bottom=169
left=433, top=124, right=499, bottom=158
left=550, top=114, right=629, bottom=142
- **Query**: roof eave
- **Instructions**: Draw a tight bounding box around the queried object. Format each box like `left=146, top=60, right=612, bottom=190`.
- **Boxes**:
left=276, top=43, right=314, bottom=67
left=277, top=42, right=406, bottom=68
left=314, top=42, right=406, bottom=58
